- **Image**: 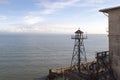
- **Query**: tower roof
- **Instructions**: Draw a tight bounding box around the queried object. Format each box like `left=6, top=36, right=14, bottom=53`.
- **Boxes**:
left=99, top=6, right=120, bottom=13
left=75, top=29, right=83, bottom=34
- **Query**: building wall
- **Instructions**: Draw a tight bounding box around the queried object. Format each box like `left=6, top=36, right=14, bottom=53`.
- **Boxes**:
left=108, top=9, right=120, bottom=79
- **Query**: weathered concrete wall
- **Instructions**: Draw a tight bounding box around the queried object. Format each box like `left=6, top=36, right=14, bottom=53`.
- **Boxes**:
left=108, top=9, right=120, bottom=79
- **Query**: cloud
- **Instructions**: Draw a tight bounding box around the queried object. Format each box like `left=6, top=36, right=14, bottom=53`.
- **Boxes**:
left=0, top=15, right=7, bottom=20
left=89, top=0, right=104, bottom=3
left=0, top=0, right=9, bottom=4
left=35, top=0, right=108, bottom=14
left=0, top=0, right=110, bottom=34
left=0, top=23, right=77, bottom=34
left=23, top=15, right=44, bottom=25
left=38, top=0, right=80, bottom=14
left=0, top=21, right=107, bottom=34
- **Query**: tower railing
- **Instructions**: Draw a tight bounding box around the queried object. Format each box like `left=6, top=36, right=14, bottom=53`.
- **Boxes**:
left=71, top=35, right=87, bottom=39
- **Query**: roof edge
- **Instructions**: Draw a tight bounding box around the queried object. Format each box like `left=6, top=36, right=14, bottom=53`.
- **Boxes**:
left=99, top=6, right=120, bottom=13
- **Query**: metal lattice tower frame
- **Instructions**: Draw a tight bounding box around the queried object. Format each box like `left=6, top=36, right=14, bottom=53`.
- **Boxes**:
left=71, top=29, right=87, bottom=73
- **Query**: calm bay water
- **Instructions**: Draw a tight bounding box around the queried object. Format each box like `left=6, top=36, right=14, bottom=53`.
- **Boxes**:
left=0, top=34, right=108, bottom=80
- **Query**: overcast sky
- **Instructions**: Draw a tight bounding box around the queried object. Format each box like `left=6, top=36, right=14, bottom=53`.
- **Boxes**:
left=0, top=0, right=120, bottom=34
